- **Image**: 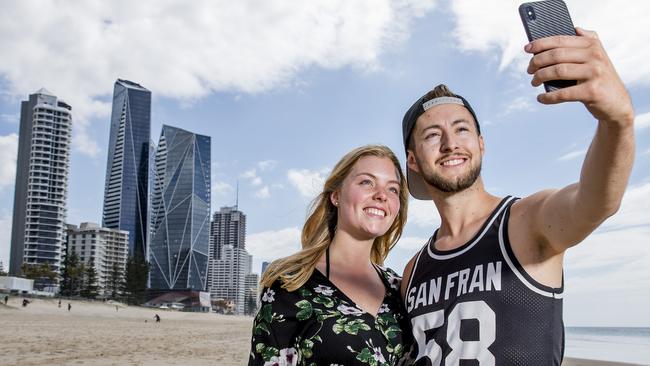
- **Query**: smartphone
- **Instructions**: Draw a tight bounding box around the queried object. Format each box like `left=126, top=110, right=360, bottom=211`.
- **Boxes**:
left=519, top=0, right=577, bottom=92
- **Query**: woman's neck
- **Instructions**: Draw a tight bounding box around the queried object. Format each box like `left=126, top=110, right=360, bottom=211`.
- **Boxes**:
left=327, top=229, right=375, bottom=271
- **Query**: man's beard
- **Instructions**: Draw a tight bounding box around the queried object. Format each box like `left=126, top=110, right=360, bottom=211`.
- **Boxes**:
left=416, top=155, right=482, bottom=193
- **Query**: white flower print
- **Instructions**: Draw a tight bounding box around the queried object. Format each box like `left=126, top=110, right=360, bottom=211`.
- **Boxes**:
left=383, top=270, right=401, bottom=291
left=337, top=304, right=364, bottom=316
left=279, top=347, right=298, bottom=366
left=378, top=303, right=390, bottom=314
left=372, top=347, right=386, bottom=363
left=314, top=284, right=334, bottom=296
left=262, top=288, right=275, bottom=303
left=263, top=356, right=280, bottom=366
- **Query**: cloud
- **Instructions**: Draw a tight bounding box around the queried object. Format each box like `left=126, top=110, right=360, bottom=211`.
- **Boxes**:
left=0, top=214, right=11, bottom=271
left=635, top=112, right=650, bottom=131
left=562, top=181, right=650, bottom=325
left=1, top=113, right=19, bottom=124
left=0, top=0, right=439, bottom=157
left=449, top=1, right=650, bottom=86
left=407, top=198, right=441, bottom=228
left=247, top=227, right=302, bottom=263
left=242, top=169, right=263, bottom=186
left=258, top=160, right=278, bottom=171
left=255, top=186, right=271, bottom=199
left=0, top=133, right=18, bottom=191
left=211, top=180, right=232, bottom=197
left=395, top=235, right=430, bottom=251
left=557, top=148, right=587, bottom=162
left=502, top=95, right=535, bottom=116
left=598, top=181, right=650, bottom=230
left=287, top=168, right=330, bottom=199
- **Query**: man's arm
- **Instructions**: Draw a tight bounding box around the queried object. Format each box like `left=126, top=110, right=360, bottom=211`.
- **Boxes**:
left=521, top=28, right=635, bottom=253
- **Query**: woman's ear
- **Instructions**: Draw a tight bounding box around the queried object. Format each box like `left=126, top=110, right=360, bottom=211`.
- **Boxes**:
left=330, top=191, right=339, bottom=206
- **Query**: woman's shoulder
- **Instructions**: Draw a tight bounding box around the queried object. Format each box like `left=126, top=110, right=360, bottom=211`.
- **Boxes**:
left=259, top=273, right=321, bottom=304
left=375, top=264, right=402, bottom=292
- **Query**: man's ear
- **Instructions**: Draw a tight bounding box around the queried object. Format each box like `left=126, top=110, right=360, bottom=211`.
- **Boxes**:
left=479, top=135, right=485, bottom=155
left=406, top=150, right=420, bottom=173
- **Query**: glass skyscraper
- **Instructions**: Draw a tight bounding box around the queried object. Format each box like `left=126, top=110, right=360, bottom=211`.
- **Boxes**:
left=149, top=125, right=211, bottom=291
left=9, top=88, right=72, bottom=276
left=102, top=79, right=151, bottom=260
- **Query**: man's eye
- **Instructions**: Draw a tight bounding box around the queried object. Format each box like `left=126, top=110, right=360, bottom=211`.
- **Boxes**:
left=425, top=133, right=439, bottom=140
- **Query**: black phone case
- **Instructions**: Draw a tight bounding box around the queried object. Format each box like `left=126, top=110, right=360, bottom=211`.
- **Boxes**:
left=519, top=0, right=577, bottom=92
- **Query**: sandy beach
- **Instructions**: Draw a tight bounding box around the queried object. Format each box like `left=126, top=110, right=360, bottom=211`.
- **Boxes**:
left=0, top=296, right=643, bottom=366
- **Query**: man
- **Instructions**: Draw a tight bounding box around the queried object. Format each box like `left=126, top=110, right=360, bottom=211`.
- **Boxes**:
left=400, top=28, right=635, bottom=365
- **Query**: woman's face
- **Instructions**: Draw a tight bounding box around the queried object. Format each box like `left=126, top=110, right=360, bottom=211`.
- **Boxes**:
left=332, top=156, right=402, bottom=241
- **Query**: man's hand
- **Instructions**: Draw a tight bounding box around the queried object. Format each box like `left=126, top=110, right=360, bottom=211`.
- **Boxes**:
left=525, top=27, right=634, bottom=127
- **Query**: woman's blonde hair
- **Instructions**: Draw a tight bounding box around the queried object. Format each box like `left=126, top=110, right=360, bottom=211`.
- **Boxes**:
left=260, top=144, right=409, bottom=291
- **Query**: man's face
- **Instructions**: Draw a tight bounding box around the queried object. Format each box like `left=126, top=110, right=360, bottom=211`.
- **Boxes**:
left=407, top=103, right=484, bottom=193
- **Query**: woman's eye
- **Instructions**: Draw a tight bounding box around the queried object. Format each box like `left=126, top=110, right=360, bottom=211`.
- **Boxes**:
left=389, top=187, right=399, bottom=194
left=360, top=179, right=372, bottom=185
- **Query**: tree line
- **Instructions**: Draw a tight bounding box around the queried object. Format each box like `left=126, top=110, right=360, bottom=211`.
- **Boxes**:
left=20, top=254, right=150, bottom=305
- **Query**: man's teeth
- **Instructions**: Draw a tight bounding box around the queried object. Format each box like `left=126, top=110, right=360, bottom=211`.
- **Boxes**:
left=442, top=158, right=464, bottom=166
left=365, top=208, right=386, bottom=217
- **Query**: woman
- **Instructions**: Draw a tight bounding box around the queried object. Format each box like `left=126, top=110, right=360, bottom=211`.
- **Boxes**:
left=249, top=145, right=410, bottom=366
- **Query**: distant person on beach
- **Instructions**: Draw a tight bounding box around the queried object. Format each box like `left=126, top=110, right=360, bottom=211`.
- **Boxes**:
left=400, top=28, right=634, bottom=365
left=249, top=145, right=411, bottom=365
left=68, top=303, right=71, bottom=312
left=22, top=299, right=29, bottom=307
left=58, top=299, right=61, bottom=308
left=154, top=314, right=160, bottom=323
left=4, top=295, right=7, bottom=305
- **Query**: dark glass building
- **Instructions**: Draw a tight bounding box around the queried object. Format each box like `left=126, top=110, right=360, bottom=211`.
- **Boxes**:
left=102, top=79, right=151, bottom=260
left=149, top=125, right=211, bottom=291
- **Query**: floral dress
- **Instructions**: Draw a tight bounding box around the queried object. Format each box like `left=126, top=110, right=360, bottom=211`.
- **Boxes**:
left=248, top=265, right=411, bottom=366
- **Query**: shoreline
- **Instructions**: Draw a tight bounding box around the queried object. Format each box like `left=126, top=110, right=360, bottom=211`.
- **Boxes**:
left=564, top=358, right=644, bottom=366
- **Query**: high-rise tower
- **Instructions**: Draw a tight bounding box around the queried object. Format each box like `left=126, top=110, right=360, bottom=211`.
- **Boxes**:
left=149, top=125, right=211, bottom=291
left=9, top=88, right=72, bottom=276
left=209, top=206, right=246, bottom=260
left=102, top=79, right=151, bottom=259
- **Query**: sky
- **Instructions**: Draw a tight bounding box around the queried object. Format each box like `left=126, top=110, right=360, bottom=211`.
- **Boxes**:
left=0, top=0, right=648, bottom=327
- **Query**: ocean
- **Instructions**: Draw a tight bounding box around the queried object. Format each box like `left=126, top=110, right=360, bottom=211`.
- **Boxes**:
left=565, top=327, right=650, bottom=365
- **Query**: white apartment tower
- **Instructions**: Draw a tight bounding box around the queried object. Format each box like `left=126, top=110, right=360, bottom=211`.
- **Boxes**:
left=9, top=89, right=72, bottom=279
left=67, top=223, right=129, bottom=296
left=208, top=244, right=251, bottom=314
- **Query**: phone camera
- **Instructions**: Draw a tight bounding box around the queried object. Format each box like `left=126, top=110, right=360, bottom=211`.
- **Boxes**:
left=526, top=6, right=536, bottom=21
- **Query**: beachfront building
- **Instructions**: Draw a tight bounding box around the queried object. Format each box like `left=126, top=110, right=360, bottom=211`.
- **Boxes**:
left=261, top=261, right=269, bottom=276
left=66, top=223, right=129, bottom=296
left=101, top=79, right=151, bottom=260
left=207, top=205, right=253, bottom=314
left=209, top=205, right=246, bottom=260
left=149, top=125, right=211, bottom=292
left=207, top=244, right=251, bottom=314
left=244, top=273, right=259, bottom=315
left=9, top=89, right=72, bottom=281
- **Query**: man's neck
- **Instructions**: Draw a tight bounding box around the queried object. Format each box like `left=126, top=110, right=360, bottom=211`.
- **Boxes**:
left=429, top=179, right=501, bottom=245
